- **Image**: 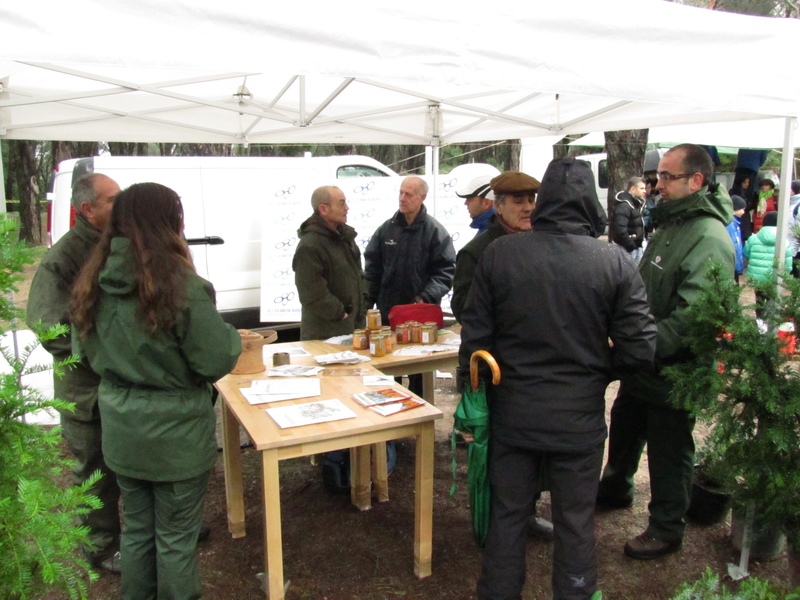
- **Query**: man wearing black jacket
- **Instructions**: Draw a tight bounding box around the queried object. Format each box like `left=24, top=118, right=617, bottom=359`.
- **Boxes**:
left=612, top=176, right=646, bottom=261
left=459, top=158, right=656, bottom=600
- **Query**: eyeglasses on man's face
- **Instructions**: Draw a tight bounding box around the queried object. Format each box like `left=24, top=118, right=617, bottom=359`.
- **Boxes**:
left=657, top=172, right=693, bottom=183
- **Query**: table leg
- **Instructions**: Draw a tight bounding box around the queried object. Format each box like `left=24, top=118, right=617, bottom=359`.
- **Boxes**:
left=221, top=398, right=246, bottom=538
left=262, top=449, right=285, bottom=600
left=372, top=442, right=389, bottom=502
left=422, top=370, right=435, bottom=404
left=350, top=445, right=373, bottom=510
left=414, top=422, right=434, bottom=578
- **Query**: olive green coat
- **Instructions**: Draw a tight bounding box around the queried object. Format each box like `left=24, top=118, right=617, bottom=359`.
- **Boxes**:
left=292, top=213, right=367, bottom=340
left=27, top=214, right=102, bottom=421
left=73, top=237, right=241, bottom=481
left=451, top=216, right=507, bottom=323
left=624, top=183, right=735, bottom=405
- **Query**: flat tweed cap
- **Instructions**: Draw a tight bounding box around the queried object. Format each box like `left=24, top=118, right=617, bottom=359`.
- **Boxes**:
left=490, top=171, right=540, bottom=194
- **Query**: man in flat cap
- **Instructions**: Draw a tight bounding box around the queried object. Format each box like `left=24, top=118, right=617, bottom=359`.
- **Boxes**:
left=456, top=175, right=496, bottom=237
left=451, top=170, right=540, bottom=323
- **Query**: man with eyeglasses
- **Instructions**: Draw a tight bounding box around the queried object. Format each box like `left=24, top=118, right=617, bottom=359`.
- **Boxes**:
left=597, top=144, right=734, bottom=560
left=293, top=185, right=366, bottom=341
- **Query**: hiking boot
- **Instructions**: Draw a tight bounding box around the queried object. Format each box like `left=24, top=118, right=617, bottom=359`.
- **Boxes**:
left=528, top=515, right=554, bottom=541
left=624, top=532, right=682, bottom=560
left=92, top=550, right=121, bottom=575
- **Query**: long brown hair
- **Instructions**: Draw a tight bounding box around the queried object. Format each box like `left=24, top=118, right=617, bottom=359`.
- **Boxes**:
left=71, top=182, right=195, bottom=337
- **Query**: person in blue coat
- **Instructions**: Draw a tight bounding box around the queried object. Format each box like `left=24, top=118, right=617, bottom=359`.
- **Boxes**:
left=726, top=195, right=746, bottom=283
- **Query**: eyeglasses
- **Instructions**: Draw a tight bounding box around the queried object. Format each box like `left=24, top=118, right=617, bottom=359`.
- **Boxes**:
left=657, top=172, right=693, bottom=183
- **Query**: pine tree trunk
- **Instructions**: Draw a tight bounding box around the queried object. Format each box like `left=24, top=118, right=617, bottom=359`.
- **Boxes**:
left=604, top=129, right=648, bottom=244
left=8, top=140, right=38, bottom=244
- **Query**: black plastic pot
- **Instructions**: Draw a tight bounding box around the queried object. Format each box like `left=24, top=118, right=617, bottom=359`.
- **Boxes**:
left=686, top=466, right=732, bottom=526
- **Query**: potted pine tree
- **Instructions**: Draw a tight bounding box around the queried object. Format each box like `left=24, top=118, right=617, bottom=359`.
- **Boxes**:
left=0, top=216, right=100, bottom=599
left=665, top=262, right=800, bottom=588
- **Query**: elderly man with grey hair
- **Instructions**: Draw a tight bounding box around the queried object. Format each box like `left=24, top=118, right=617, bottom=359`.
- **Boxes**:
left=27, top=173, right=123, bottom=573
left=364, top=175, right=455, bottom=396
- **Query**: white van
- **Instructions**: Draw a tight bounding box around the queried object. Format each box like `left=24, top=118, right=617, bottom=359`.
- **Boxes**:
left=49, top=155, right=399, bottom=329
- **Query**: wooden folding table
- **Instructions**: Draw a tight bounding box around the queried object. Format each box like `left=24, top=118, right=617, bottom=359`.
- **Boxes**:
left=216, top=371, right=442, bottom=600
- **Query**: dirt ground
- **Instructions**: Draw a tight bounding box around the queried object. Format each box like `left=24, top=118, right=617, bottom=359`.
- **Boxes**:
left=14, top=260, right=790, bottom=600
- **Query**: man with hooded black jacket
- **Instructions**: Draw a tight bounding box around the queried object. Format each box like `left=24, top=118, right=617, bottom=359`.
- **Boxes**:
left=459, top=158, right=657, bottom=600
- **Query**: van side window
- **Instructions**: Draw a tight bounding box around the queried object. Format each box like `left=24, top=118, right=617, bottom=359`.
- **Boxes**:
left=337, top=165, right=390, bottom=178
left=598, top=160, right=609, bottom=189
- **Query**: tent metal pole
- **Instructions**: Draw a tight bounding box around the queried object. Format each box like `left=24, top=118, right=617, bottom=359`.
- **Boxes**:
left=431, top=143, right=440, bottom=213
left=0, top=141, right=6, bottom=209
left=774, top=116, right=796, bottom=270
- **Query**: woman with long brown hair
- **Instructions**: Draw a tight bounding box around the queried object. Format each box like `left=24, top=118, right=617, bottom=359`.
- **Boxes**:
left=71, top=182, right=241, bottom=600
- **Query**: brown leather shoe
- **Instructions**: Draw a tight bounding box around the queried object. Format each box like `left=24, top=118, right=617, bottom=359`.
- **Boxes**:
left=624, top=532, right=681, bottom=560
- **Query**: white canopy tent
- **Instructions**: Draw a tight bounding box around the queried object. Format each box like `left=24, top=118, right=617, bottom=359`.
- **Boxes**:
left=2, top=0, right=799, bottom=254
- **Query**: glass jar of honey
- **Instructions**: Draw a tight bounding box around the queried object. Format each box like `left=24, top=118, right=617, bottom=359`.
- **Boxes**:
left=366, top=309, right=382, bottom=330
left=382, top=331, right=394, bottom=353
left=424, top=322, right=439, bottom=343
left=352, top=329, right=368, bottom=350
left=369, top=332, right=386, bottom=357
left=410, top=321, right=422, bottom=343
left=396, top=323, right=410, bottom=344
left=421, top=323, right=436, bottom=344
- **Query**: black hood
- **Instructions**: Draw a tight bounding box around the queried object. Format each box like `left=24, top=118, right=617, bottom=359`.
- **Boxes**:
left=532, top=158, right=607, bottom=237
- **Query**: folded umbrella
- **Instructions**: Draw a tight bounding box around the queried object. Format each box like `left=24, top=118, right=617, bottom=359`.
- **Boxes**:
left=452, top=350, right=501, bottom=547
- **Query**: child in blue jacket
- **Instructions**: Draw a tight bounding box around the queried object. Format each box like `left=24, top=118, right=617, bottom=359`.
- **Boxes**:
left=726, top=195, right=746, bottom=283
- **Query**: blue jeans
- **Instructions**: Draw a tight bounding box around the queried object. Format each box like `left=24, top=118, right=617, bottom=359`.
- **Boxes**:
left=117, top=471, right=209, bottom=600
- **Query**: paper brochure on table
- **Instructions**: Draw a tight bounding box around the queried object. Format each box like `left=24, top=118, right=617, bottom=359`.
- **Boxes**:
left=240, top=378, right=321, bottom=405
left=362, top=375, right=395, bottom=386
left=268, top=365, right=324, bottom=377
left=264, top=347, right=312, bottom=358
left=392, top=344, right=453, bottom=356
left=314, top=351, right=371, bottom=365
left=266, top=399, right=357, bottom=428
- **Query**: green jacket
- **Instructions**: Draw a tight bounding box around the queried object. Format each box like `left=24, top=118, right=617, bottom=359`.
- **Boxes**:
left=292, top=213, right=366, bottom=340
left=73, top=237, right=241, bottom=481
left=451, top=216, right=507, bottom=323
left=743, top=226, right=792, bottom=283
left=27, top=214, right=101, bottom=421
left=624, top=183, right=735, bottom=405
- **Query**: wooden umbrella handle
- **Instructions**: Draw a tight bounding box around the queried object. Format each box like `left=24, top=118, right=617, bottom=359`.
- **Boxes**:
left=470, top=350, right=501, bottom=391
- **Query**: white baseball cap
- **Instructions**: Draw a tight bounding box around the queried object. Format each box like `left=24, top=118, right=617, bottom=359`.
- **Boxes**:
left=455, top=175, right=495, bottom=200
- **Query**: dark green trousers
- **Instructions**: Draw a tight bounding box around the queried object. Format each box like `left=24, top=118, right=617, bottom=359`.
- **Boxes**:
left=117, top=471, right=209, bottom=600
left=60, top=412, right=121, bottom=561
left=598, top=385, right=695, bottom=542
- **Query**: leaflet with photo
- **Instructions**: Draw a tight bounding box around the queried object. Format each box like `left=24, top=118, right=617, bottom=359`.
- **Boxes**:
left=367, top=397, right=426, bottom=416
left=352, top=387, right=412, bottom=407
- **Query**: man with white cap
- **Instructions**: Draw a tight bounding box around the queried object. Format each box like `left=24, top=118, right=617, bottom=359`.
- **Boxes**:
left=456, top=175, right=496, bottom=236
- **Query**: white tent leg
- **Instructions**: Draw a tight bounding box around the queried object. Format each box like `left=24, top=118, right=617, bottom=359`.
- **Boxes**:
left=430, top=143, right=440, bottom=213
left=0, top=141, right=6, bottom=210
left=775, top=117, right=796, bottom=268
